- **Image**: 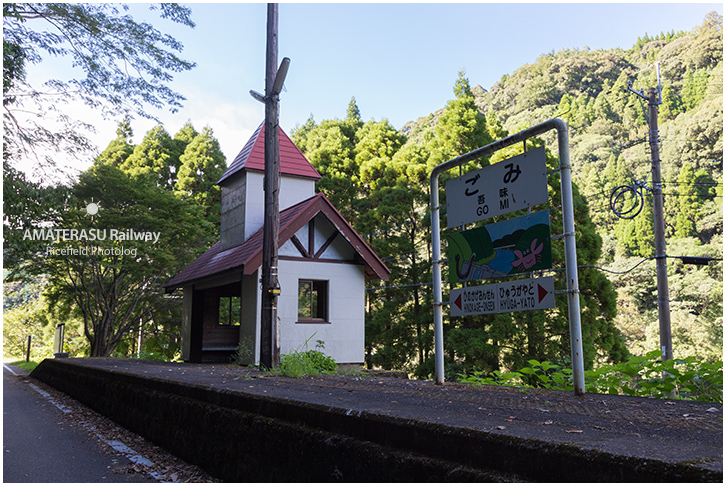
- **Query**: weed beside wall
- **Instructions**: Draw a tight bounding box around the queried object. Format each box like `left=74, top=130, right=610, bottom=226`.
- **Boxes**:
left=459, top=350, right=723, bottom=402
left=275, top=335, right=337, bottom=378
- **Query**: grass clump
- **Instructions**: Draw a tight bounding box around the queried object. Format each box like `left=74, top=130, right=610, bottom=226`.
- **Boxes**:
left=278, top=335, right=336, bottom=378
left=8, top=360, right=41, bottom=372
left=230, top=337, right=255, bottom=366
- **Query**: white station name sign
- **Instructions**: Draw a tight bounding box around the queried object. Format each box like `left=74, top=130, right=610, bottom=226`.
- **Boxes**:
left=445, top=146, right=549, bottom=228
left=450, top=276, right=556, bottom=316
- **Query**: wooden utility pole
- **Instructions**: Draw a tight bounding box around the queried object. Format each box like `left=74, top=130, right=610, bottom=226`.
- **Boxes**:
left=259, top=3, right=289, bottom=369
left=648, top=85, right=673, bottom=361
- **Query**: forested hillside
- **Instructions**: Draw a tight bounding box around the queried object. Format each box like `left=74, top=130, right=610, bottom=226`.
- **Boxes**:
left=293, top=12, right=723, bottom=376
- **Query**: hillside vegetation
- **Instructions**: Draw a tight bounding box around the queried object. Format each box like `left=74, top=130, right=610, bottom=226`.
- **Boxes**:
left=293, top=12, right=722, bottom=376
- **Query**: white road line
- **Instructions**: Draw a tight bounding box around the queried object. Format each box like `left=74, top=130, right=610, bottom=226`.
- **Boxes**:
left=28, top=383, right=73, bottom=414
left=21, top=371, right=156, bottom=471
left=106, top=440, right=155, bottom=467
left=3, top=364, right=18, bottom=375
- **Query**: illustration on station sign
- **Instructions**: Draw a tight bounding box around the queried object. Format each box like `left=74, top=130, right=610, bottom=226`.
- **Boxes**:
left=445, top=146, right=548, bottom=228
left=447, top=210, right=552, bottom=283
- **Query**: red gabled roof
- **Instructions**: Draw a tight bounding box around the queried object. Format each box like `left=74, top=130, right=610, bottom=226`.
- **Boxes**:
left=217, top=122, right=321, bottom=185
left=164, top=193, right=390, bottom=290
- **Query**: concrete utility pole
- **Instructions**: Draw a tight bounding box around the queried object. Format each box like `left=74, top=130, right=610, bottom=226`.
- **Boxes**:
left=258, top=3, right=289, bottom=370
left=648, top=85, right=673, bottom=362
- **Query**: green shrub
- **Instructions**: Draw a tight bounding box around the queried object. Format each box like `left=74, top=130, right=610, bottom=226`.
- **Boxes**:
left=135, top=351, right=177, bottom=361
left=458, top=351, right=722, bottom=402
left=278, top=334, right=337, bottom=378
left=584, top=351, right=723, bottom=402
left=279, top=351, right=317, bottom=378
left=458, top=369, right=526, bottom=387
left=300, top=349, right=337, bottom=373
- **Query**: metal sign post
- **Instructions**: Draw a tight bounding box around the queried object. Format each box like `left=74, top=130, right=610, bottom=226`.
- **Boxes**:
left=53, top=323, right=68, bottom=358
left=430, top=118, right=585, bottom=396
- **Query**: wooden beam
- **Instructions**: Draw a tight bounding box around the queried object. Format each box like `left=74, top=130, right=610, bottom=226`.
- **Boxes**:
left=314, top=232, right=338, bottom=259
left=291, top=235, right=312, bottom=258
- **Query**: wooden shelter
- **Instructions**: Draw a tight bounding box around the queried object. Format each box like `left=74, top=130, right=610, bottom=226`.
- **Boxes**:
left=165, top=123, right=390, bottom=363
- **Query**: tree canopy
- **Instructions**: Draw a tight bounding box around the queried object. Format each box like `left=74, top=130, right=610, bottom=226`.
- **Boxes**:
left=3, top=2, right=199, bottom=282
left=3, top=2, right=196, bottom=173
left=296, top=13, right=722, bottom=372
left=40, top=162, right=213, bottom=356
left=7, top=118, right=225, bottom=358
left=294, top=71, right=629, bottom=376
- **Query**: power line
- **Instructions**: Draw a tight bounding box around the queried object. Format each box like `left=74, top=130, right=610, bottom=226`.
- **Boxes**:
left=664, top=180, right=723, bottom=185
left=367, top=281, right=437, bottom=292
left=661, top=192, right=722, bottom=198
left=381, top=249, right=417, bottom=263
left=366, top=256, right=720, bottom=292
left=578, top=258, right=652, bottom=275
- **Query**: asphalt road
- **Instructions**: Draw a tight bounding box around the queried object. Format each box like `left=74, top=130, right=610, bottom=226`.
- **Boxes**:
left=3, top=364, right=152, bottom=483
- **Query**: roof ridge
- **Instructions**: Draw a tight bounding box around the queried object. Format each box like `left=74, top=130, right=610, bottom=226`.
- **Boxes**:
left=217, top=122, right=263, bottom=185
left=217, top=122, right=320, bottom=185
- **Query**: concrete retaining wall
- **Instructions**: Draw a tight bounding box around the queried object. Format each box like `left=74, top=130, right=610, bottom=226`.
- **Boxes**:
left=31, top=359, right=718, bottom=482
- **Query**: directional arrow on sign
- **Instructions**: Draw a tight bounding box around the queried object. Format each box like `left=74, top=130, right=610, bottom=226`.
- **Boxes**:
left=538, top=283, right=549, bottom=304
left=454, top=293, right=462, bottom=310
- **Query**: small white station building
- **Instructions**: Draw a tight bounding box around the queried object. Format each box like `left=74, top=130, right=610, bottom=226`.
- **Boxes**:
left=165, top=122, right=390, bottom=365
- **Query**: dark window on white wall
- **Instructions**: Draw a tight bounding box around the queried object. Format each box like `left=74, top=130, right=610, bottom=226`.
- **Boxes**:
left=219, top=296, right=241, bottom=326
left=297, top=280, right=328, bottom=322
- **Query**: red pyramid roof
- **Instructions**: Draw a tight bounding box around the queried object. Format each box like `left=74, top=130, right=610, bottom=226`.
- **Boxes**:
left=218, top=122, right=321, bottom=185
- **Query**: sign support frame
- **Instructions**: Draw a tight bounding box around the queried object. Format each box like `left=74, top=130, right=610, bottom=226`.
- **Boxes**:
left=430, top=118, right=585, bottom=396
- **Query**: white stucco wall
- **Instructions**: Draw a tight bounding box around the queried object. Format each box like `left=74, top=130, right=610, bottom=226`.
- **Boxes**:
left=280, top=174, right=316, bottom=211
left=241, top=172, right=316, bottom=242
left=277, top=259, right=366, bottom=364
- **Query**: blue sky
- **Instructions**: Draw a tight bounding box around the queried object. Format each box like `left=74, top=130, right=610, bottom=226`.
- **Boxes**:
left=23, top=3, right=723, bottom=177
